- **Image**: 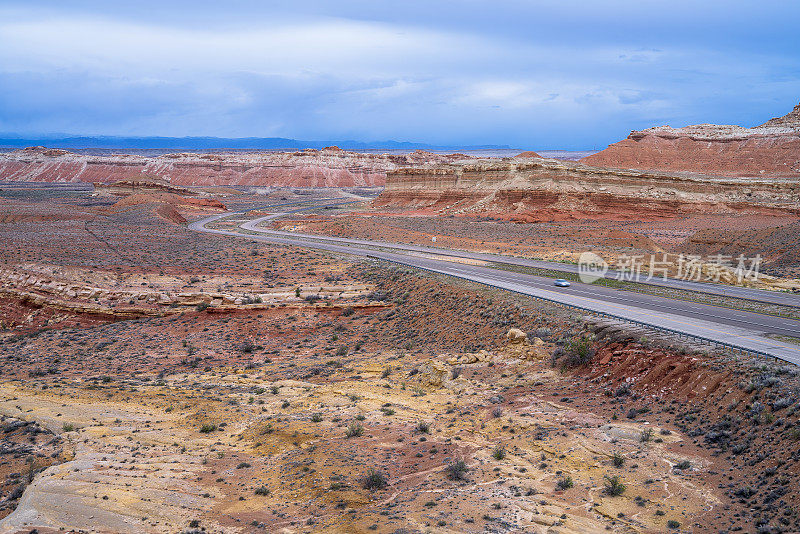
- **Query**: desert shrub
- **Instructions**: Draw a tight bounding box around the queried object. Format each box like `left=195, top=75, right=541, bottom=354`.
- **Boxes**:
left=361, top=468, right=388, bottom=490
left=551, top=336, right=595, bottom=369
left=640, top=428, right=654, bottom=442
left=415, top=421, right=430, bottom=434
left=236, top=462, right=251, bottom=469
left=533, top=327, right=552, bottom=340
left=674, top=460, right=691, bottom=470
left=254, top=486, right=270, bottom=496
left=556, top=476, right=573, bottom=490
left=667, top=520, right=681, bottom=529
left=199, top=423, right=217, bottom=433
left=492, top=446, right=506, bottom=460
left=604, top=475, right=626, bottom=496
left=772, top=396, right=795, bottom=411
left=311, top=413, right=323, bottom=423
left=614, top=383, right=631, bottom=397
left=6, top=485, right=23, bottom=501
left=734, top=486, right=756, bottom=498
left=345, top=421, right=364, bottom=438
left=336, top=346, right=348, bottom=357
left=491, top=407, right=503, bottom=418
left=445, top=459, right=469, bottom=481
left=62, top=423, right=75, bottom=432
left=305, top=294, right=321, bottom=303
left=612, top=452, right=625, bottom=467
left=195, top=302, right=210, bottom=312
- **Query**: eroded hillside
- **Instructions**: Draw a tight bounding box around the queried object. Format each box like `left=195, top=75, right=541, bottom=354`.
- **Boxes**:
left=0, top=147, right=468, bottom=188
left=581, top=102, right=800, bottom=177
left=375, top=158, right=800, bottom=221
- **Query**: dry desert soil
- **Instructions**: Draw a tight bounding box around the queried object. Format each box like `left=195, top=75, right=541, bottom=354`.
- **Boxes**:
left=0, top=187, right=799, bottom=534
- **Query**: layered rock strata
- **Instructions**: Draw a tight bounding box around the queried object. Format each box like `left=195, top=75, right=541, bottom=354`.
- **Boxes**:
left=0, top=147, right=464, bottom=188
left=581, top=102, right=800, bottom=177
left=376, top=158, right=800, bottom=221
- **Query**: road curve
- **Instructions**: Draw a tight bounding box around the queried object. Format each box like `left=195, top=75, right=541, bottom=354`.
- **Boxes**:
left=189, top=210, right=800, bottom=365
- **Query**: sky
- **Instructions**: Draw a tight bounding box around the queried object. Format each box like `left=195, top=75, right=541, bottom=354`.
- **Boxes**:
left=1, top=0, right=799, bottom=149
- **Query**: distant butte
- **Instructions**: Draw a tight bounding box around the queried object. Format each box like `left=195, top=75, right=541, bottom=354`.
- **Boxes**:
left=581, top=101, right=800, bottom=177
left=0, top=147, right=473, bottom=188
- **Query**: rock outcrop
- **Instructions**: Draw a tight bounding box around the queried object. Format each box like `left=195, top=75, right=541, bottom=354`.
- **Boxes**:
left=103, top=192, right=226, bottom=224
left=581, top=102, right=800, bottom=177
left=95, top=176, right=197, bottom=196
left=0, top=147, right=465, bottom=188
left=375, top=157, right=800, bottom=221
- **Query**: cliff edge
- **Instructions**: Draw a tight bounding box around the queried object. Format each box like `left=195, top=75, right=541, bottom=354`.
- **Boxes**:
left=581, top=102, right=800, bottom=177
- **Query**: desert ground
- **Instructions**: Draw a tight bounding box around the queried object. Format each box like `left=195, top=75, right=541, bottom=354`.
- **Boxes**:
left=0, top=184, right=798, bottom=534
left=272, top=211, right=800, bottom=278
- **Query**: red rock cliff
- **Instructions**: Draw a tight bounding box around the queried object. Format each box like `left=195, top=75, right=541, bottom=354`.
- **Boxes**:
left=581, top=102, right=800, bottom=177
left=376, top=158, right=800, bottom=221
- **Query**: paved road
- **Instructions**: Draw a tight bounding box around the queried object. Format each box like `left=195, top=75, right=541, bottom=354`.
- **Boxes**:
left=240, top=212, right=800, bottom=308
left=189, top=209, right=800, bottom=365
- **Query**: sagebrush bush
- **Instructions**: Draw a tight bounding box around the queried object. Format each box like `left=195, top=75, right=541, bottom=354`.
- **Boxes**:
left=551, top=335, right=595, bottom=368
left=604, top=475, right=626, bottom=496
left=445, top=459, right=468, bottom=481
left=556, top=476, right=573, bottom=490
left=345, top=421, right=364, bottom=438
left=362, top=468, right=388, bottom=489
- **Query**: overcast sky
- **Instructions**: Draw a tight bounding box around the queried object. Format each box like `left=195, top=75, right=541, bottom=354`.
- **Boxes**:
left=1, top=0, right=799, bottom=149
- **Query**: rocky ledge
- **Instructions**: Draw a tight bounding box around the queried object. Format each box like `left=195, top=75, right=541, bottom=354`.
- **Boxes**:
left=581, top=102, right=800, bottom=177
left=375, top=157, right=800, bottom=221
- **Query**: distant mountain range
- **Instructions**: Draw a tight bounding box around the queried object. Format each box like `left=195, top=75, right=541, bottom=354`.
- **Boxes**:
left=0, top=135, right=511, bottom=151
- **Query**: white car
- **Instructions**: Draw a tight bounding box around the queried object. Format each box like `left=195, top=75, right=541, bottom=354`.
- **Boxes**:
left=554, top=279, right=571, bottom=287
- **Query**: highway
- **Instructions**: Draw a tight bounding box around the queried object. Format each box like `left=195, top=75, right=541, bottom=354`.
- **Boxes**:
left=239, top=209, right=800, bottom=308
left=189, top=206, right=800, bottom=365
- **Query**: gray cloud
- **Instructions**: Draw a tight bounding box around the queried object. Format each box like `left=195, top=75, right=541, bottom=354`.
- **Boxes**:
left=0, top=1, right=798, bottom=148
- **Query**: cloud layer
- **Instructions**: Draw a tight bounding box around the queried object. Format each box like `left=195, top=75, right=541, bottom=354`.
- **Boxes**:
left=1, top=1, right=799, bottom=148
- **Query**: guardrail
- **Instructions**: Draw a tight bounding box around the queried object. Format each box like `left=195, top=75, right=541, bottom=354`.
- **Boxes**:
left=368, top=254, right=783, bottom=363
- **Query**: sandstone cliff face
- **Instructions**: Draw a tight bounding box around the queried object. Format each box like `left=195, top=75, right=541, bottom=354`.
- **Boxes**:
left=376, top=158, right=800, bottom=221
left=581, top=102, right=800, bottom=177
left=0, top=147, right=463, bottom=188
